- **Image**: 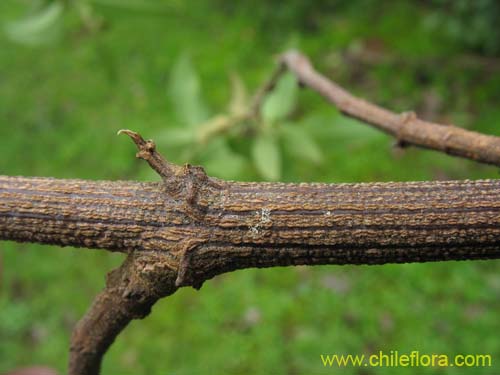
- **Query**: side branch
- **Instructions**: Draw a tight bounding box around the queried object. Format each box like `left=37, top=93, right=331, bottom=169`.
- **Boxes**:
left=118, top=129, right=222, bottom=221
left=279, top=50, right=500, bottom=167
left=69, top=253, right=178, bottom=374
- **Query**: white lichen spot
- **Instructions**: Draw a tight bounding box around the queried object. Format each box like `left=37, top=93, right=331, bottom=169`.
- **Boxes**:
left=248, top=208, right=271, bottom=237
left=261, top=208, right=271, bottom=224
left=325, top=211, right=332, bottom=216
left=249, top=225, right=260, bottom=236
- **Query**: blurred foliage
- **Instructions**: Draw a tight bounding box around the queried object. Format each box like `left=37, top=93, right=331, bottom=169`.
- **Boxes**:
left=162, top=56, right=318, bottom=181
left=425, top=0, right=500, bottom=56
left=4, top=1, right=64, bottom=46
left=0, top=0, right=499, bottom=374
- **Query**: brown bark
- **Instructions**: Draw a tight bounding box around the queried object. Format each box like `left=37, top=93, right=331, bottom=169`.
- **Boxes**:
left=3, top=157, right=500, bottom=281
left=69, top=253, right=177, bottom=375
left=279, top=50, right=500, bottom=166
left=3, top=173, right=500, bottom=276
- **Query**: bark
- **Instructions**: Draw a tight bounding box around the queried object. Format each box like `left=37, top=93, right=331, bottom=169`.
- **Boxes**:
left=2, top=174, right=500, bottom=279
left=69, top=253, right=177, bottom=375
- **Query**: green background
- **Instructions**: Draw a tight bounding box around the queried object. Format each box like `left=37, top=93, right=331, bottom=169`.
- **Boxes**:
left=0, top=1, right=499, bottom=374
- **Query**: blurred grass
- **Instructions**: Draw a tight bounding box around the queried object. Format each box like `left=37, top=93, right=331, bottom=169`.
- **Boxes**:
left=0, top=1, right=499, bottom=374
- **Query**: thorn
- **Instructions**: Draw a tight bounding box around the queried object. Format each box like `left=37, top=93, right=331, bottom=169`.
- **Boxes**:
left=117, top=129, right=219, bottom=221
left=117, top=129, right=147, bottom=148
left=118, top=129, right=168, bottom=176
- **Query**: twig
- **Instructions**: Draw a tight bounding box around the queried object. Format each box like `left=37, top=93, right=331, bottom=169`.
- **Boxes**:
left=249, top=62, right=287, bottom=118
left=279, top=50, right=500, bottom=167
left=195, top=63, right=286, bottom=144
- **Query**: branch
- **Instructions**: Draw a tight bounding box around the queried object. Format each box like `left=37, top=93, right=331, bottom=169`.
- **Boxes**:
left=69, top=253, right=177, bottom=374
left=279, top=50, right=500, bottom=167
left=249, top=62, right=287, bottom=118
left=2, top=134, right=500, bottom=279
left=4, top=173, right=500, bottom=266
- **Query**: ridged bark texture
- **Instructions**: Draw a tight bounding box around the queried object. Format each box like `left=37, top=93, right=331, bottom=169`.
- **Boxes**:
left=2, top=175, right=499, bottom=288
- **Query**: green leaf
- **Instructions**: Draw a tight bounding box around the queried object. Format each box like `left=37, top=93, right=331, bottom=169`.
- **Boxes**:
left=168, top=54, right=209, bottom=127
left=89, top=0, right=174, bottom=13
left=261, top=72, right=298, bottom=123
left=156, top=127, right=196, bottom=147
left=4, top=1, right=64, bottom=46
left=252, top=133, right=281, bottom=181
left=302, top=111, right=383, bottom=143
left=280, top=124, right=323, bottom=164
left=202, top=139, right=247, bottom=180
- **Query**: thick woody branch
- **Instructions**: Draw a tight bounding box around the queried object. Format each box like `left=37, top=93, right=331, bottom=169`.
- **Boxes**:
left=2, top=145, right=500, bottom=288
left=279, top=50, right=500, bottom=167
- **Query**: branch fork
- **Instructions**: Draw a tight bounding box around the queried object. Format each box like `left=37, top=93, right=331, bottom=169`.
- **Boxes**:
left=118, top=129, right=222, bottom=221
left=69, top=253, right=178, bottom=375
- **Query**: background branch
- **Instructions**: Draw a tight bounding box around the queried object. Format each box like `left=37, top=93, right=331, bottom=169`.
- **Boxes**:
left=278, top=50, right=500, bottom=167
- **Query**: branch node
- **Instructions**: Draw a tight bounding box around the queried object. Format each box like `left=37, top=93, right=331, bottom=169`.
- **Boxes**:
left=280, top=49, right=313, bottom=72
left=399, top=111, right=417, bottom=125
left=120, top=129, right=222, bottom=221
left=395, top=111, right=417, bottom=145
